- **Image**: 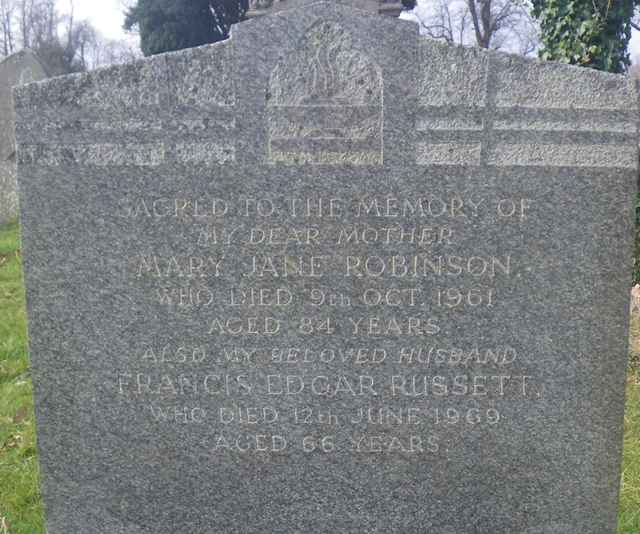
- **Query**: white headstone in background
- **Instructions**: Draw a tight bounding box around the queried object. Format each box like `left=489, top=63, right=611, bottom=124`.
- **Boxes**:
left=0, top=50, right=48, bottom=224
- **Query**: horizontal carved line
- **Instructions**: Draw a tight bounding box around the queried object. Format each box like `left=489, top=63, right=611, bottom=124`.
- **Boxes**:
left=416, top=143, right=482, bottom=166
left=416, top=117, right=483, bottom=131
left=175, top=142, right=235, bottom=165
left=414, top=130, right=484, bottom=143
left=269, top=137, right=381, bottom=151
left=269, top=106, right=381, bottom=140
left=493, top=118, right=635, bottom=134
left=415, top=129, right=634, bottom=145
left=269, top=138, right=382, bottom=165
left=492, top=130, right=634, bottom=144
left=488, top=143, right=638, bottom=168
left=18, top=141, right=236, bottom=166
left=15, top=115, right=236, bottom=144
left=269, top=150, right=382, bottom=165
left=415, top=106, right=637, bottom=134
left=18, top=143, right=166, bottom=166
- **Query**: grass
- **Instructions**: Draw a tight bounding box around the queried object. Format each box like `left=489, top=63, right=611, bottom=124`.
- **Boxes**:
left=621, top=314, right=640, bottom=533
left=0, top=222, right=44, bottom=533
left=621, top=381, right=640, bottom=532
left=0, top=220, right=639, bottom=532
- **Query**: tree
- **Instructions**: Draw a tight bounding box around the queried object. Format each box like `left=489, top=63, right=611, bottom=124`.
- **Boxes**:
left=531, top=0, right=636, bottom=73
left=0, top=0, right=16, bottom=56
left=404, top=0, right=538, bottom=55
left=124, top=0, right=249, bottom=57
left=90, top=38, right=140, bottom=69
left=0, top=0, right=135, bottom=72
left=16, top=0, right=91, bottom=74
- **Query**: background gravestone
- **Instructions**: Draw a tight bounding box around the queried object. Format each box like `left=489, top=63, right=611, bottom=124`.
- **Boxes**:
left=14, top=2, right=638, bottom=533
left=0, top=50, right=47, bottom=224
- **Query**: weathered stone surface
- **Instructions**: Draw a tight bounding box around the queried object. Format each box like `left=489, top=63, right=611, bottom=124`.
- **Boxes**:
left=0, top=50, right=47, bottom=224
left=15, top=2, right=638, bottom=533
left=247, top=0, right=404, bottom=18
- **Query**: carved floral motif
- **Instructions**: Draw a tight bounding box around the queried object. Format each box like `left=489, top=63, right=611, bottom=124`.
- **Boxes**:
left=269, top=21, right=382, bottom=106
left=266, top=21, right=383, bottom=164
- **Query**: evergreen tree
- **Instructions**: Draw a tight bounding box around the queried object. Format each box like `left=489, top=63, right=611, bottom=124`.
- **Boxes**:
left=124, top=0, right=248, bottom=57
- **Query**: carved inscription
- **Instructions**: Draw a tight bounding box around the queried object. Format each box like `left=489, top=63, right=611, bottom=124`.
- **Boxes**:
left=115, top=190, right=541, bottom=456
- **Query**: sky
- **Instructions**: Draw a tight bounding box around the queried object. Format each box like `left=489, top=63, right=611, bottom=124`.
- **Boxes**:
left=58, top=0, right=640, bottom=62
left=58, top=0, right=132, bottom=42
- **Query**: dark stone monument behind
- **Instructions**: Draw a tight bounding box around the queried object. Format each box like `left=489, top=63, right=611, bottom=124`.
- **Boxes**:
left=14, top=1, right=638, bottom=532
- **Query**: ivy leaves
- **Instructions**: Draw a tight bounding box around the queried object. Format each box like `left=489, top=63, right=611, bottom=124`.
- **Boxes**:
left=531, top=0, right=635, bottom=73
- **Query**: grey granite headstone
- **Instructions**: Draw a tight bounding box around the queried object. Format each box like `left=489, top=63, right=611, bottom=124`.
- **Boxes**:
left=247, top=0, right=402, bottom=17
left=0, top=50, right=47, bottom=224
left=14, top=2, right=638, bottom=533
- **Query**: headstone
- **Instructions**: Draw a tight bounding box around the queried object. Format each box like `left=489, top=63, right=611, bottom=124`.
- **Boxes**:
left=15, top=2, right=638, bottom=533
left=0, top=50, right=47, bottom=224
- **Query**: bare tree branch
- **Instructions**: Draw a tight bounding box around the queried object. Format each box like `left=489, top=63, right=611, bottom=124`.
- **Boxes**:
left=408, top=0, right=538, bottom=54
left=466, top=0, right=484, bottom=46
left=0, top=0, right=16, bottom=56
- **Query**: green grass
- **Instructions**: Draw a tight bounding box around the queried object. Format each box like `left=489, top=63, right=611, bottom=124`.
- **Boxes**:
left=0, top=220, right=639, bottom=532
left=620, top=314, right=640, bottom=533
left=620, top=382, right=640, bottom=533
left=0, top=221, right=44, bottom=534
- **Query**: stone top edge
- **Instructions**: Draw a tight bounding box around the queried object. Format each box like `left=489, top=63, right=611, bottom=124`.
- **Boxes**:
left=11, top=38, right=230, bottom=101
left=235, top=0, right=418, bottom=30
left=12, top=0, right=409, bottom=100
left=11, top=0, right=637, bottom=106
left=282, top=0, right=635, bottom=85
left=418, top=35, right=636, bottom=88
